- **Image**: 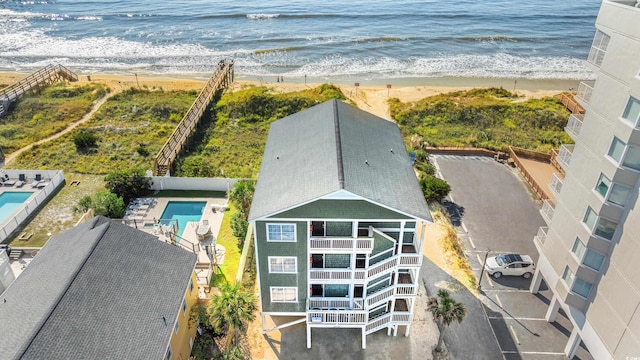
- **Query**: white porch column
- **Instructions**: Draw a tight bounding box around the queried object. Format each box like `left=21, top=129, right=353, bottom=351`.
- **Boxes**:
left=362, top=327, right=367, bottom=349
left=529, top=267, right=543, bottom=294
left=387, top=326, right=392, bottom=336
left=405, top=323, right=411, bottom=336
left=306, top=324, right=312, bottom=349
left=545, top=294, right=561, bottom=322
left=564, top=327, right=581, bottom=359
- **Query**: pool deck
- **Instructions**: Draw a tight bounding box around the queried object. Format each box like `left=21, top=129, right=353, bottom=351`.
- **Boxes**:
left=123, top=196, right=228, bottom=295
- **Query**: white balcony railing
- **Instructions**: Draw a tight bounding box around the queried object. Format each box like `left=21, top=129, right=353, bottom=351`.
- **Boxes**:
left=576, top=82, right=594, bottom=103
left=308, top=298, right=364, bottom=310
left=308, top=310, right=367, bottom=325
left=309, top=237, right=374, bottom=252
left=534, top=226, right=548, bottom=246
left=587, top=30, right=609, bottom=67
left=392, top=312, right=412, bottom=323
left=587, top=46, right=606, bottom=67
left=548, top=173, right=564, bottom=198
left=565, top=113, right=584, bottom=139
left=540, top=200, right=555, bottom=225
left=556, top=144, right=575, bottom=172
left=365, top=284, right=418, bottom=309
left=309, top=269, right=366, bottom=281
left=365, top=313, right=392, bottom=334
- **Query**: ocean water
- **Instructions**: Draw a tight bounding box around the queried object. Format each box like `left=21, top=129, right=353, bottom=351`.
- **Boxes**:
left=0, top=0, right=601, bottom=80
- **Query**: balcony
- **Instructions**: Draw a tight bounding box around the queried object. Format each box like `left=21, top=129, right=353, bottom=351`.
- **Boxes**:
left=576, top=82, right=594, bottom=104
left=556, top=144, right=575, bottom=172
left=309, top=237, right=374, bottom=252
left=565, top=113, right=584, bottom=140
left=308, top=298, right=364, bottom=310
left=587, top=29, right=610, bottom=68
left=308, top=310, right=367, bottom=325
left=309, top=269, right=366, bottom=281
left=540, top=200, right=555, bottom=225
left=534, top=226, right=548, bottom=246
left=548, top=173, right=564, bottom=198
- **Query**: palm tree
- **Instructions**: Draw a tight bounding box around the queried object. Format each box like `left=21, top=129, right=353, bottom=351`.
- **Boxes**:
left=228, top=180, right=256, bottom=219
left=427, top=289, right=466, bottom=353
left=207, top=283, right=256, bottom=352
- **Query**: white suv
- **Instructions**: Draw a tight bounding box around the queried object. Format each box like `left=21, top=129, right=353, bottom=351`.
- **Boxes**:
left=485, top=254, right=535, bottom=279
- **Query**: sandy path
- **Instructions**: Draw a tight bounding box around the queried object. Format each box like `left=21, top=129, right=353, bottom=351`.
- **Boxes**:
left=3, top=91, right=117, bottom=166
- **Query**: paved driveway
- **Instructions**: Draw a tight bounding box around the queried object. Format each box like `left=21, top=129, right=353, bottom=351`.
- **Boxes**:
left=433, top=155, right=593, bottom=360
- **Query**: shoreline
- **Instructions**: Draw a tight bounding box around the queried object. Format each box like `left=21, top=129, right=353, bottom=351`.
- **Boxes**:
left=0, top=71, right=576, bottom=119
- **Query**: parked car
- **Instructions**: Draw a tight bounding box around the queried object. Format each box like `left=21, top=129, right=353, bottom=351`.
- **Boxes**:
left=485, top=253, right=535, bottom=279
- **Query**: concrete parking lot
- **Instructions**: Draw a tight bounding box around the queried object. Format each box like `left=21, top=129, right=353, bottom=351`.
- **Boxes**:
left=433, top=155, right=593, bottom=360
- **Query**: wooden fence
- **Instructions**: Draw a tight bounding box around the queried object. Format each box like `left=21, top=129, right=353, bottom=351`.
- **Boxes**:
left=153, top=59, right=234, bottom=176
left=508, top=146, right=551, bottom=201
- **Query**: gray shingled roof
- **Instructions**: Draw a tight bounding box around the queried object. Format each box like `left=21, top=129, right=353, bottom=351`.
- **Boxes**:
left=0, top=216, right=197, bottom=360
left=249, top=99, right=432, bottom=222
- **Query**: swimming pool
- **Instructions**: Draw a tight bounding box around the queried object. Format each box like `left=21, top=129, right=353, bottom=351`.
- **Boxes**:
left=0, top=192, right=33, bottom=224
left=160, top=201, right=206, bottom=238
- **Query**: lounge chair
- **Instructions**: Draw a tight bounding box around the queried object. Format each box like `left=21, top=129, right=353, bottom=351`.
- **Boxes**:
left=18, top=174, right=26, bottom=182
left=15, top=180, right=25, bottom=188
left=3, top=180, right=16, bottom=186
left=35, top=174, right=42, bottom=181
left=36, top=181, right=49, bottom=189
left=30, top=180, right=40, bottom=188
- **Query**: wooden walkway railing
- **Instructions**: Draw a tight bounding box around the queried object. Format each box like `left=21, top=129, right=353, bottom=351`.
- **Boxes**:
left=153, top=59, right=234, bottom=176
left=554, top=92, right=584, bottom=114
left=0, top=64, right=78, bottom=117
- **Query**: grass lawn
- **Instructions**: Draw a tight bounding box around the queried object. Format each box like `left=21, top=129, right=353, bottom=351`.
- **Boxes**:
left=9, top=173, right=105, bottom=247
left=213, top=203, right=242, bottom=286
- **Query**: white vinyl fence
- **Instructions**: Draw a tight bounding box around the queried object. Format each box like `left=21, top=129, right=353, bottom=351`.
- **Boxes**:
left=149, top=175, right=250, bottom=192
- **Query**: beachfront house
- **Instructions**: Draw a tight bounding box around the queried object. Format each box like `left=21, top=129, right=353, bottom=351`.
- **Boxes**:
left=0, top=216, right=198, bottom=360
left=249, top=99, right=432, bottom=349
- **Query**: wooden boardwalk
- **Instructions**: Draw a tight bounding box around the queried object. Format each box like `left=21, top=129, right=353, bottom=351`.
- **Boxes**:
left=554, top=92, right=584, bottom=114
left=153, top=59, right=234, bottom=176
left=0, top=64, right=78, bottom=117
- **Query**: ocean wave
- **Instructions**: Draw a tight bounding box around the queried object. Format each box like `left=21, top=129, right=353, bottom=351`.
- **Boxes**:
left=76, top=16, right=103, bottom=21
left=254, top=46, right=306, bottom=55
left=246, top=13, right=280, bottom=20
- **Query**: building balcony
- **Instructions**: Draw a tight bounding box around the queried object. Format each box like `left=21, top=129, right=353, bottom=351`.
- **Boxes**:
left=540, top=200, right=555, bottom=225
left=576, top=81, right=594, bottom=104
left=309, top=269, right=367, bottom=282
left=533, top=226, right=548, bottom=247
left=587, top=46, right=607, bottom=68
left=308, top=309, right=367, bottom=325
left=308, top=297, right=364, bottom=310
left=548, top=173, right=564, bottom=198
left=556, top=144, right=575, bottom=172
left=309, top=237, right=374, bottom=253
left=565, top=113, right=584, bottom=140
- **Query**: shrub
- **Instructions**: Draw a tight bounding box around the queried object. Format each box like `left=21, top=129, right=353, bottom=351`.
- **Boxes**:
left=104, top=168, right=152, bottom=205
left=420, top=175, right=451, bottom=203
left=230, top=212, right=248, bottom=248
left=135, top=145, right=150, bottom=157
left=74, top=191, right=126, bottom=218
left=73, top=131, right=99, bottom=152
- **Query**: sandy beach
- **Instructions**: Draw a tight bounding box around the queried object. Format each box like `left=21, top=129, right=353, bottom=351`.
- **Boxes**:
left=0, top=71, right=578, bottom=120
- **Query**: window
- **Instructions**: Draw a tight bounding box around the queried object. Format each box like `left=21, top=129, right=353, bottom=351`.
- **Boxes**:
left=621, top=96, right=640, bottom=127
left=571, top=238, right=586, bottom=259
left=583, top=207, right=618, bottom=240
left=174, top=321, right=179, bottom=334
left=595, top=174, right=611, bottom=197
left=608, top=137, right=626, bottom=162
left=189, top=278, right=194, bottom=295
left=572, top=238, right=605, bottom=271
left=573, top=278, right=593, bottom=298
left=182, top=298, right=187, bottom=316
left=583, top=250, right=605, bottom=271
left=562, top=266, right=575, bottom=286
left=594, top=173, right=631, bottom=207
left=271, top=287, right=298, bottom=302
left=267, top=223, right=296, bottom=242
left=269, top=257, right=297, bottom=273
left=607, top=137, right=640, bottom=171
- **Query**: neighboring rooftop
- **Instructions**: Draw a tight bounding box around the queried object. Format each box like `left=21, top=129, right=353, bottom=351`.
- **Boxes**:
left=0, top=216, right=197, bottom=360
left=249, top=99, right=431, bottom=222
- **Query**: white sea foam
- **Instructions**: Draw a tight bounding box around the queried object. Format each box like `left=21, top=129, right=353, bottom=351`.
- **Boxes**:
left=246, top=13, right=280, bottom=20
left=76, top=16, right=103, bottom=21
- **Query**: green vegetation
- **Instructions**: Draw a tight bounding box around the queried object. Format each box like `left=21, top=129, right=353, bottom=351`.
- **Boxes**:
left=104, top=168, right=151, bottom=205
left=75, top=191, right=126, bottom=218
left=73, top=130, right=99, bottom=152
left=392, top=88, right=573, bottom=153
left=420, top=176, right=451, bottom=203
left=175, top=85, right=346, bottom=178
left=428, top=289, right=466, bottom=353
left=207, top=283, right=256, bottom=356
left=8, top=87, right=196, bottom=173
left=0, top=82, right=107, bottom=154
left=215, top=203, right=243, bottom=286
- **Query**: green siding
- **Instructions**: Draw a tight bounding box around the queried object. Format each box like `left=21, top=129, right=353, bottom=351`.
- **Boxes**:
left=256, top=220, right=308, bottom=313
left=326, top=221, right=352, bottom=236
left=359, top=222, right=401, bottom=229
left=270, top=200, right=411, bottom=219
left=403, top=232, right=415, bottom=243
left=405, top=222, right=416, bottom=229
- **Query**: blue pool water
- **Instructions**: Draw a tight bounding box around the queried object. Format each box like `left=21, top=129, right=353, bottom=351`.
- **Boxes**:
left=0, top=192, right=34, bottom=224
left=160, top=201, right=206, bottom=238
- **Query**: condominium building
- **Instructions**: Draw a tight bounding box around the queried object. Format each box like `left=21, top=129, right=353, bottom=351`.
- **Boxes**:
left=530, top=1, right=640, bottom=358
left=249, top=99, right=432, bottom=349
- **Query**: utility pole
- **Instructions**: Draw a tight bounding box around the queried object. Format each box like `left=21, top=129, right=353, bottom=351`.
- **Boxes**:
left=477, top=250, right=490, bottom=291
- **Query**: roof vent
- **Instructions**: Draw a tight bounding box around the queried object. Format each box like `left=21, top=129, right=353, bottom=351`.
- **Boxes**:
left=390, top=149, right=394, bottom=154
left=365, top=160, right=369, bottom=166
left=162, top=316, right=167, bottom=326
left=276, top=156, right=280, bottom=160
